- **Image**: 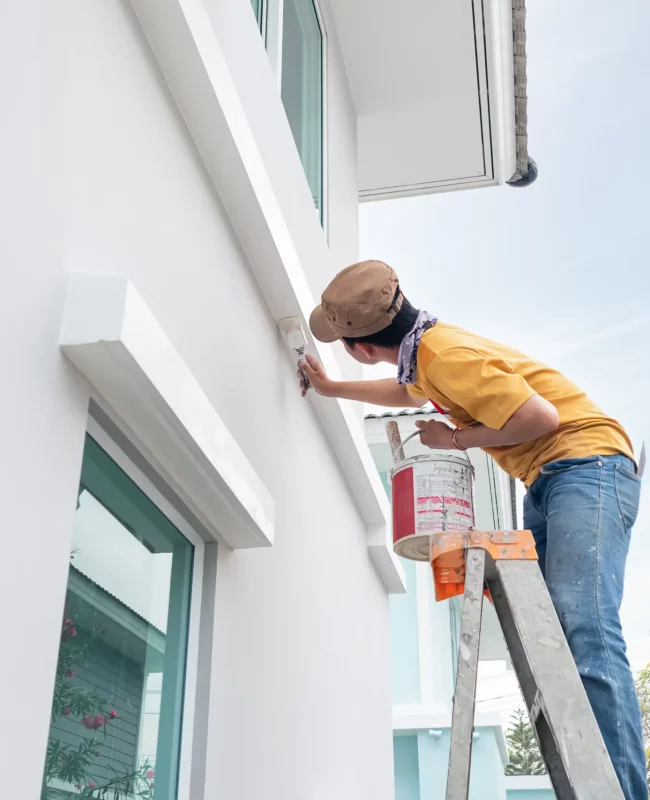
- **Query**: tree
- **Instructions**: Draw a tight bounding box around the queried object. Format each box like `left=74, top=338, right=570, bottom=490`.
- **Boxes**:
left=634, top=664, right=650, bottom=788
left=505, top=707, right=546, bottom=776
left=42, top=614, right=155, bottom=800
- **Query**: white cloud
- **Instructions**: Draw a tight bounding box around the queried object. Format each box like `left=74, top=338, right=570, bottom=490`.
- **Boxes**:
left=556, top=313, right=650, bottom=355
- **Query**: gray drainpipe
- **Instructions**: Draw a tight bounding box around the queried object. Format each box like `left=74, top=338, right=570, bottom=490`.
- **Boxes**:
left=509, top=475, right=519, bottom=528
left=507, top=0, right=538, bottom=188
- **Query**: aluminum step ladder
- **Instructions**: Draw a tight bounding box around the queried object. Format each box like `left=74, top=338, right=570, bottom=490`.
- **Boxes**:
left=432, top=529, right=625, bottom=800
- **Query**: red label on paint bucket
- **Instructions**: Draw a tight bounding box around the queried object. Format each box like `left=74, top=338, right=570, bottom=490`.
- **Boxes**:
left=392, top=467, right=415, bottom=538
left=392, top=455, right=475, bottom=561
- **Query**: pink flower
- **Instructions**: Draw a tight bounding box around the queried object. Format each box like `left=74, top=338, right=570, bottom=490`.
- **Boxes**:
left=63, top=708, right=71, bottom=717
left=109, top=709, right=117, bottom=719
left=87, top=781, right=96, bottom=790
left=82, top=715, right=105, bottom=730
left=65, top=619, right=73, bottom=626
left=146, top=769, right=155, bottom=780
left=66, top=670, right=75, bottom=678
left=71, top=628, right=77, bottom=637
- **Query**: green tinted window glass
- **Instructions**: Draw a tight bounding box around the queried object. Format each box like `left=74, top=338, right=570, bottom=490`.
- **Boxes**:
left=281, top=0, right=323, bottom=220
left=41, top=436, right=193, bottom=800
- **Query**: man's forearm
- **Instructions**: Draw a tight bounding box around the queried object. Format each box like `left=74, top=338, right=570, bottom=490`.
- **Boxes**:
left=300, top=355, right=426, bottom=407
left=455, top=398, right=559, bottom=449
left=416, top=396, right=560, bottom=451
left=454, top=423, right=536, bottom=449
left=324, top=378, right=424, bottom=408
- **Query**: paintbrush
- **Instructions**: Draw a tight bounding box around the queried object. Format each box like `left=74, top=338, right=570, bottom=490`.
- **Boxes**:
left=278, top=316, right=311, bottom=392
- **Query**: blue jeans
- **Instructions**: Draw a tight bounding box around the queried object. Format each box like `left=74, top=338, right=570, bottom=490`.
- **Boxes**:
left=525, top=454, right=646, bottom=800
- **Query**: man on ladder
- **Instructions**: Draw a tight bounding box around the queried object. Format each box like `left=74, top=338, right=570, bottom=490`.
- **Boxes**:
left=299, top=260, right=646, bottom=800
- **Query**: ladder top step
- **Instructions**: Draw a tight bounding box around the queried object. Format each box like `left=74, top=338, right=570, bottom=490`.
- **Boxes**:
left=430, top=529, right=538, bottom=602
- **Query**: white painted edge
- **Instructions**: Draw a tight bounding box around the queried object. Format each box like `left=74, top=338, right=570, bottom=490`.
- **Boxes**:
left=60, top=272, right=274, bottom=551
left=415, top=562, right=436, bottom=706
left=393, top=708, right=509, bottom=765
left=359, top=177, right=499, bottom=204
left=367, top=522, right=406, bottom=593
left=128, top=0, right=405, bottom=593
left=393, top=708, right=503, bottom=730
left=504, top=775, right=554, bottom=790
left=486, top=0, right=517, bottom=184
left=492, top=718, right=510, bottom=768
left=393, top=709, right=453, bottom=732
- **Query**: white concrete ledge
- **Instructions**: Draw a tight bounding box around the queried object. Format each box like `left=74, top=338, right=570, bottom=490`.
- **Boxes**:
left=60, top=273, right=274, bottom=551
left=393, top=708, right=509, bottom=765
left=505, top=775, right=553, bottom=791
left=128, top=0, right=405, bottom=593
left=393, top=708, right=503, bottom=731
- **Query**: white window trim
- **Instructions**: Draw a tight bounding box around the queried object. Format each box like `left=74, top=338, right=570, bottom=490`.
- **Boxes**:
left=60, top=272, right=274, bottom=551
left=415, top=561, right=437, bottom=709
left=265, top=0, right=284, bottom=86
left=87, top=416, right=207, bottom=800
left=316, top=0, right=329, bottom=236
left=265, top=0, right=328, bottom=230
left=126, top=0, right=404, bottom=593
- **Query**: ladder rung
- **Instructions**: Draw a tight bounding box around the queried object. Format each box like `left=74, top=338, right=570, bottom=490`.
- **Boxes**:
left=445, top=548, right=486, bottom=800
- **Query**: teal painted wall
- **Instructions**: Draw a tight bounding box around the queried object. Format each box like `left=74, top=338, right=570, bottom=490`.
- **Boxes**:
left=381, top=470, right=422, bottom=705
left=466, top=728, right=507, bottom=800
left=429, top=580, right=456, bottom=705
left=415, top=731, right=448, bottom=798
left=506, top=790, right=555, bottom=800
left=379, top=470, right=392, bottom=499
left=394, top=736, right=420, bottom=800
left=390, top=557, right=421, bottom=704
left=394, top=728, right=509, bottom=800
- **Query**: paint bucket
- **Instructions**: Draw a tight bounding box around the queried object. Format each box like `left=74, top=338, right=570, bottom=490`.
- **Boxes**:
left=391, top=452, right=475, bottom=561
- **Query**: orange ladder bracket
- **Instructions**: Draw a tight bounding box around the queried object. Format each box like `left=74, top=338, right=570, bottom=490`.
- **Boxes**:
left=429, top=529, right=538, bottom=602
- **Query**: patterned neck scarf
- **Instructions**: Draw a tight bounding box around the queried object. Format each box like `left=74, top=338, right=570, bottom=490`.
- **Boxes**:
left=396, top=311, right=438, bottom=385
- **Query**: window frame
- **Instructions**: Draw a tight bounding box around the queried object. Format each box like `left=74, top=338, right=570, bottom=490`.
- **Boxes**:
left=85, top=416, right=208, bottom=800
left=264, top=0, right=328, bottom=232
left=251, top=0, right=267, bottom=36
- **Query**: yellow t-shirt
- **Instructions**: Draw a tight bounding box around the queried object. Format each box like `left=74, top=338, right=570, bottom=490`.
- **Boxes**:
left=407, top=323, right=634, bottom=486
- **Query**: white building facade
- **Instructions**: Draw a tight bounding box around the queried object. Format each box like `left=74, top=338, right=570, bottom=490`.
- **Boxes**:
left=1, top=1, right=530, bottom=799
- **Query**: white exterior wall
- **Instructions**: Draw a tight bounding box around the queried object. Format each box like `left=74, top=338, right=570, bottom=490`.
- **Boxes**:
left=0, top=2, right=393, bottom=799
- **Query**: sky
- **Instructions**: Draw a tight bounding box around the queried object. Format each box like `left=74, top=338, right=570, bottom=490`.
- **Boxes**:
left=358, top=0, right=650, bottom=715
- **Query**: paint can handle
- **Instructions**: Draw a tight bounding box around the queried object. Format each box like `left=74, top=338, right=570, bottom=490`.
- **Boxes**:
left=401, top=428, right=473, bottom=466
left=400, top=430, right=421, bottom=448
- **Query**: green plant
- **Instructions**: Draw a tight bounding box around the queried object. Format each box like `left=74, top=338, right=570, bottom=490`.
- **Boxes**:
left=41, top=614, right=155, bottom=800
left=505, top=707, right=546, bottom=776
left=634, top=663, right=650, bottom=789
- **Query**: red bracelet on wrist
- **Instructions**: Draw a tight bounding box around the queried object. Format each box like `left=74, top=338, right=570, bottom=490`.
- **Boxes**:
left=451, top=428, right=467, bottom=451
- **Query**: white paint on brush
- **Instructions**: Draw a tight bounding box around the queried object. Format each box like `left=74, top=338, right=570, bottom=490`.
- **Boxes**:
left=278, top=316, right=310, bottom=388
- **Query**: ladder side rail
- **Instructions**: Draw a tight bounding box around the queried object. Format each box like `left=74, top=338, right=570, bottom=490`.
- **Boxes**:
left=445, top=548, right=486, bottom=800
left=487, top=570, right=576, bottom=799
left=493, top=559, right=624, bottom=800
